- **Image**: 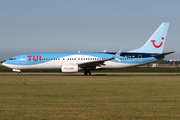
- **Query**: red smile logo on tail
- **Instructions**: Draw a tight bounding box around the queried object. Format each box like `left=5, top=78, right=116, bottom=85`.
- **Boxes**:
left=151, top=37, right=164, bottom=48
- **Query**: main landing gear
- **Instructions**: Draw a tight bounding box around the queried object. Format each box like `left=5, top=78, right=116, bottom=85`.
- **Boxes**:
left=18, top=72, right=22, bottom=76
left=84, top=70, right=91, bottom=76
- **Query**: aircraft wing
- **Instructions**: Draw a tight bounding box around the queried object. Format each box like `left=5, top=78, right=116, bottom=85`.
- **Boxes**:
left=78, top=58, right=113, bottom=68
left=78, top=47, right=123, bottom=69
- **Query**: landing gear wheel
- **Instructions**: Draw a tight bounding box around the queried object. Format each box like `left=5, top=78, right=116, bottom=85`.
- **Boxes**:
left=18, top=72, right=22, bottom=76
left=84, top=70, right=91, bottom=76
left=87, top=71, right=91, bottom=76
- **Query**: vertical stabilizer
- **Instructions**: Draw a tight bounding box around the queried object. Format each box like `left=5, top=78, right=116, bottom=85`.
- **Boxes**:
left=129, top=22, right=169, bottom=53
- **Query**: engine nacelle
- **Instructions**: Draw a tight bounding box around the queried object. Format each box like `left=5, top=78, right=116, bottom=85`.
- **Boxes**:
left=61, top=65, right=78, bottom=73
left=13, top=69, right=21, bottom=72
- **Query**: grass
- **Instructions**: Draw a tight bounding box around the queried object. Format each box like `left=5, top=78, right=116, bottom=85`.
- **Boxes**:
left=0, top=72, right=180, bottom=76
left=0, top=77, right=180, bottom=119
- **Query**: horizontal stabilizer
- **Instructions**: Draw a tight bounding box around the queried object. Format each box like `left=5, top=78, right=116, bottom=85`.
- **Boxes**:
left=151, top=51, right=175, bottom=57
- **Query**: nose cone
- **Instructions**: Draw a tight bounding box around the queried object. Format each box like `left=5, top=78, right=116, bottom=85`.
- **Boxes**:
left=2, top=62, right=6, bottom=67
left=1, top=60, right=9, bottom=67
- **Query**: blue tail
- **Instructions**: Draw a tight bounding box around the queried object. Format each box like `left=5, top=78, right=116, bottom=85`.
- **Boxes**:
left=129, top=22, right=169, bottom=54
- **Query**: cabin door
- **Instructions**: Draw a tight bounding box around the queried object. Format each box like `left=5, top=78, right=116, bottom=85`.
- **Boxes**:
left=138, top=54, right=142, bottom=63
left=22, top=55, right=26, bottom=64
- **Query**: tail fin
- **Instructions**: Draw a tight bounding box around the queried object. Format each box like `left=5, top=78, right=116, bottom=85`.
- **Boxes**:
left=129, top=22, right=169, bottom=54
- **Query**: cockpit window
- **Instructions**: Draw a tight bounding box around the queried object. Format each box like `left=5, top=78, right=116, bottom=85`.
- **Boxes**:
left=9, top=58, right=16, bottom=60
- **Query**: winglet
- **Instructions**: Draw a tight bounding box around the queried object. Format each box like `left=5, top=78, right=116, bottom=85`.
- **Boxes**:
left=114, top=46, right=123, bottom=58
left=113, top=46, right=123, bottom=63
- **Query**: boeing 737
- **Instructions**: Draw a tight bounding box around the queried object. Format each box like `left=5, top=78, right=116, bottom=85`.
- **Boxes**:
left=2, top=22, right=174, bottom=75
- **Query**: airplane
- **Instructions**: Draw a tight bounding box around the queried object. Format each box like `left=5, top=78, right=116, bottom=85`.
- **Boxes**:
left=2, top=22, right=174, bottom=75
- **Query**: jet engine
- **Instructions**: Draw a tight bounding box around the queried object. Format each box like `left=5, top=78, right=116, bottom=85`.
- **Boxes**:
left=61, top=65, right=78, bottom=73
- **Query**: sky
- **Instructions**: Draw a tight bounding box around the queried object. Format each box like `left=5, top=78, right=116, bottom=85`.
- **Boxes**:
left=0, top=0, right=180, bottom=60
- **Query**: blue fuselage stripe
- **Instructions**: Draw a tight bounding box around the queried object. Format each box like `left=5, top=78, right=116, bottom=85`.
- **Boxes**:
left=3, top=52, right=163, bottom=66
